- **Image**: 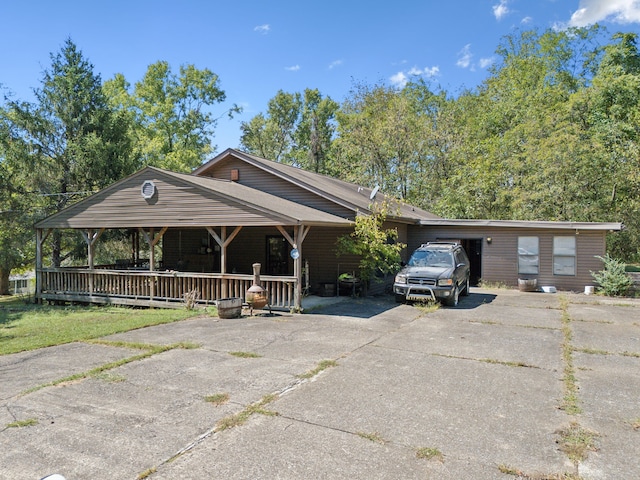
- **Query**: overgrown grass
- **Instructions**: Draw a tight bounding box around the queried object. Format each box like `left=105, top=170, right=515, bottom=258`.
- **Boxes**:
left=0, top=297, right=200, bottom=355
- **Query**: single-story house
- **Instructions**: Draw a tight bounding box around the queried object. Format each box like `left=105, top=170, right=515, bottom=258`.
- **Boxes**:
left=34, top=148, right=622, bottom=309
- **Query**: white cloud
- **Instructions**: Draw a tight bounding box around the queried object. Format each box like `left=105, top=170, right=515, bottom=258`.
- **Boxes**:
left=328, top=60, right=343, bottom=70
left=390, top=65, right=440, bottom=88
left=479, top=57, right=495, bottom=69
left=569, top=0, right=640, bottom=27
left=390, top=71, right=408, bottom=88
left=521, top=16, right=533, bottom=24
left=285, top=65, right=300, bottom=72
left=424, top=66, right=440, bottom=77
left=456, top=44, right=473, bottom=69
left=493, top=0, right=510, bottom=20
left=254, top=24, right=270, bottom=34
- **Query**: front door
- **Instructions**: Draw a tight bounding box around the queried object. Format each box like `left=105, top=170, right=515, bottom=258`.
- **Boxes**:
left=266, top=236, right=290, bottom=275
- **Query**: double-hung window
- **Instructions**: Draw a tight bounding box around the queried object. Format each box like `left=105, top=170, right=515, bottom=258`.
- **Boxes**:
left=553, top=236, right=576, bottom=276
left=518, top=237, right=539, bottom=274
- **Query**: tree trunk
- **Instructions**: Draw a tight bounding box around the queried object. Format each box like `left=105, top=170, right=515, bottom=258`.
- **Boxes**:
left=0, top=267, right=10, bottom=295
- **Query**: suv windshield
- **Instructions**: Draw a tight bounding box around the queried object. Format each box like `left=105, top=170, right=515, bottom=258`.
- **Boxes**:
left=407, top=250, right=454, bottom=268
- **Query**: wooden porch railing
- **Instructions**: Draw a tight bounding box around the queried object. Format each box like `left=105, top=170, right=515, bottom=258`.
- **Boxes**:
left=38, top=268, right=297, bottom=310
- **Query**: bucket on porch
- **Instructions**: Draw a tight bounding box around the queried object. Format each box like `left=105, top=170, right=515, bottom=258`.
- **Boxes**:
left=518, top=278, right=538, bottom=292
left=216, top=297, right=242, bottom=319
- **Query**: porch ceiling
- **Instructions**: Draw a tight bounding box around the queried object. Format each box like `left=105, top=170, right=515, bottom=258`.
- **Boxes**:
left=35, top=166, right=354, bottom=230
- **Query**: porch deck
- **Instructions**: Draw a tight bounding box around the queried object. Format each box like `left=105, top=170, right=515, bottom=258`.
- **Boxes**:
left=38, top=268, right=298, bottom=310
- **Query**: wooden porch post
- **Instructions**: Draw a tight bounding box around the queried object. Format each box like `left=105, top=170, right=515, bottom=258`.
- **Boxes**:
left=82, top=228, right=105, bottom=295
left=35, top=228, right=49, bottom=304
left=139, top=227, right=168, bottom=303
left=206, top=226, right=242, bottom=298
left=277, top=225, right=310, bottom=311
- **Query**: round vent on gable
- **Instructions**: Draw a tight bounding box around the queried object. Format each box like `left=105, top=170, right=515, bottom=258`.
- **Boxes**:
left=141, top=180, right=156, bottom=199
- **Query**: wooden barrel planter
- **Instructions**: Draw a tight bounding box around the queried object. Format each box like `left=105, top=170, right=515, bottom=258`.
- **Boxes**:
left=518, top=278, right=538, bottom=292
left=216, top=297, right=242, bottom=319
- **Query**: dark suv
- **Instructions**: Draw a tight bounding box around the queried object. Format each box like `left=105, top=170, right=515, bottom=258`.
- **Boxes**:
left=393, top=242, right=471, bottom=307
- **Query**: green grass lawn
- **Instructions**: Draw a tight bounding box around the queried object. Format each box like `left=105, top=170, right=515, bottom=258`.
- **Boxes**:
left=0, top=296, right=206, bottom=355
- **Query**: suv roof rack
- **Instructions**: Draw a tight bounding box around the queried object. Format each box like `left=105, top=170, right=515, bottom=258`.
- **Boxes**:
left=420, top=242, right=459, bottom=248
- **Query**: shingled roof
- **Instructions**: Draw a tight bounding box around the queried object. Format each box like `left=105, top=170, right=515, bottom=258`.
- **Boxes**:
left=193, top=149, right=441, bottom=223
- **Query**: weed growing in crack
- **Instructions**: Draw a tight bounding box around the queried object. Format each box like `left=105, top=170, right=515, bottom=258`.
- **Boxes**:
left=416, top=447, right=444, bottom=462
left=215, top=393, right=278, bottom=432
left=556, top=421, right=599, bottom=466
left=205, top=393, right=230, bottom=406
left=356, top=431, right=385, bottom=444
left=297, top=359, right=338, bottom=379
left=559, top=296, right=581, bottom=415
left=229, top=351, right=262, bottom=358
left=136, top=466, right=157, bottom=479
left=6, top=418, right=38, bottom=428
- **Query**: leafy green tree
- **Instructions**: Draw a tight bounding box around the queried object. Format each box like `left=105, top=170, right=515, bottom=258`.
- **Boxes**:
left=336, top=201, right=405, bottom=288
left=0, top=121, right=34, bottom=293
left=1, top=38, right=135, bottom=268
left=573, top=32, right=640, bottom=261
left=240, top=88, right=338, bottom=173
left=334, top=81, right=445, bottom=202
left=105, top=61, right=240, bottom=172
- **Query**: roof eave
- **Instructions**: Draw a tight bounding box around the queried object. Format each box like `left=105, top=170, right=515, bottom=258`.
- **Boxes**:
left=418, top=219, right=624, bottom=231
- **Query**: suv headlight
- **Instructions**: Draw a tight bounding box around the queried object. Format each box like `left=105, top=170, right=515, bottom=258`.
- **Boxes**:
left=437, top=278, right=453, bottom=287
left=395, top=274, right=407, bottom=284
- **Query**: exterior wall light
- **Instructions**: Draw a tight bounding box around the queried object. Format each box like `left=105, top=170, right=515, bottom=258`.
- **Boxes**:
left=486, top=237, right=492, bottom=244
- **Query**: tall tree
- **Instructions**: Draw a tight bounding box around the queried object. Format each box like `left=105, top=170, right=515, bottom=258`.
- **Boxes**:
left=1, top=38, right=135, bottom=267
left=104, top=62, right=240, bottom=172
left=240, top=89, right=338, bottom=173
left=333, top=81, right=444, bottom=202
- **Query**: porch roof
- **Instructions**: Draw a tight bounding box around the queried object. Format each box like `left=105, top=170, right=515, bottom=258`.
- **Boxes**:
left=35, top=166, right=353, bottom=229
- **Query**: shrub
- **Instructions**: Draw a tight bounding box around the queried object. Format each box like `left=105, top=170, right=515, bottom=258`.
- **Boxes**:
left=591, top=254, right=633, bottom=297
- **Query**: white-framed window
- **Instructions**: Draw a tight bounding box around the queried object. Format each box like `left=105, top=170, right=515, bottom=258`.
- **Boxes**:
left=518, top=236, right=539, bottom=274
left=553, top=236, right=576, bottom=276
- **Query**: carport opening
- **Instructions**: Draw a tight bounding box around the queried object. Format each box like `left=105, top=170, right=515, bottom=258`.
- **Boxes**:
left=461, top=239, right=482, bottom=286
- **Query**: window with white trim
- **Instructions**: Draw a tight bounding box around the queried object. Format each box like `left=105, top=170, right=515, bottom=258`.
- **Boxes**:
left=518, top=236, right=539, bottom=274
left=553, top=236, right=576, bottom=276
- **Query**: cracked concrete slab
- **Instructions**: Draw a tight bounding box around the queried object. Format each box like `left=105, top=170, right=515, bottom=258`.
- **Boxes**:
left=1, top=289, right=639, bottom=479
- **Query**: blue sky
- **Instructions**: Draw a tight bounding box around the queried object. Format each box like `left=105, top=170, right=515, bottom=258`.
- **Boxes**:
left=2, top=0, right=640, bottom=152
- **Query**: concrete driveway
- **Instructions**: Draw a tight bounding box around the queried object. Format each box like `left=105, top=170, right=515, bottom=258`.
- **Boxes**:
left=1, top=289, right=639, bottom=479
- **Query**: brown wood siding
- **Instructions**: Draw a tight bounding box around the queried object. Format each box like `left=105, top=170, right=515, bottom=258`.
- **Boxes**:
left=200, top=157, right=355, bottom=219
left=408, top=225, right=606, bottom=291
left=39, top=171, right=295, bottom=229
